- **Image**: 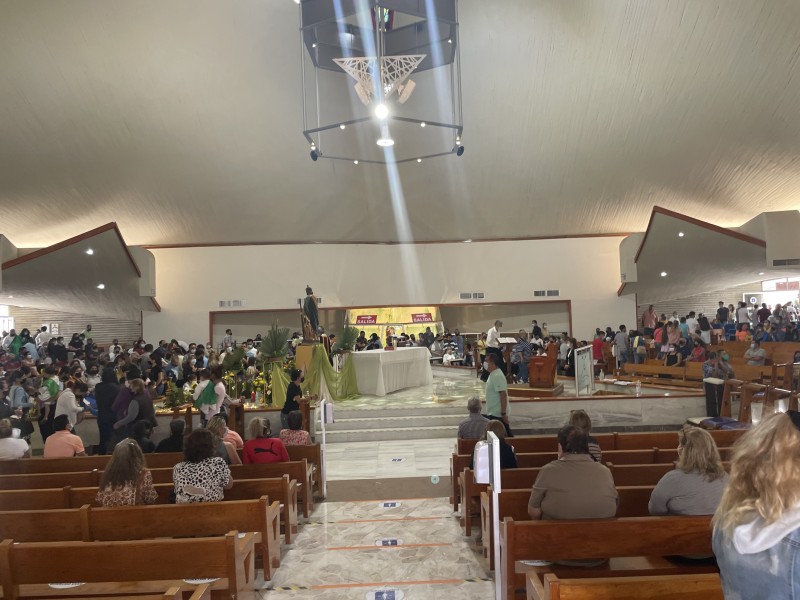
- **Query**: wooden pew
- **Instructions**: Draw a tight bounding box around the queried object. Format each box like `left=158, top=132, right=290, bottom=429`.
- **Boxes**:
left=0, top=476, right=298, bottom=545
left=0, top=469, right=100, bottom=491
left=481, top=486, right=655, bottom=569
left=56, top=584, right=211, bottom=600
left=138, top=460, right=311, bottom=520
left=527, top=572, right=723, bottom=600
left=0, top=496, right=281, bottom=581
left=0, top=532, right=255, bottom=600
left=286, top=444, right=324, bottom=499
left=500, top=516, right=715, bottom=600
left=0, top=454, right=111, bottom=475
left=456, top=434, right=616, bottom=457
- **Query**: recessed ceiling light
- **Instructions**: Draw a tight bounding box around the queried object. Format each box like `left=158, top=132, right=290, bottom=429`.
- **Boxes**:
left=416, top=158, right=422, bottom=163
left=85, top=248, right=94, bottom=255
left=376, top=137, right=394, bottom=147
left=353, top=160, right=358, bottom=165
left=420, top=122, right=426, bottom=128
left=660, top=271, right=667, bottom=277
left=447, top=38, right=452, bottom=43
left=677, top=232, right=684, bottom=238
left=311, top=43, right=317, bottom=48
left=759, top=272, right=765, bottom=275
left=374, top=103, right=389, bottom=119
left=339, top=124, right=346, bottom=130
left=97, top=283, right=105, bottom=290
left=463, top=239, right=472, bottom=243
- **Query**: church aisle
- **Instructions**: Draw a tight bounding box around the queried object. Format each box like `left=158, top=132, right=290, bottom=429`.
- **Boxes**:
left=261, top=497, right=493, bottom=599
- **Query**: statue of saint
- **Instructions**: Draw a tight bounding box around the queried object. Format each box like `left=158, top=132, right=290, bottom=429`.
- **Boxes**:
left=302, top=286, right=319, bottom=342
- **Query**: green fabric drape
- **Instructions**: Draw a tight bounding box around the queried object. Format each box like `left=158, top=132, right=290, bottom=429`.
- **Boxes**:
left=269, top=361, right=290, bottom=409
left=302, top=344, right=359, bottom=402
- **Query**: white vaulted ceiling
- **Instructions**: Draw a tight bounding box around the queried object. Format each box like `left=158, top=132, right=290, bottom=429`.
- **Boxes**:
left=2, top=0, right=800, bottom=247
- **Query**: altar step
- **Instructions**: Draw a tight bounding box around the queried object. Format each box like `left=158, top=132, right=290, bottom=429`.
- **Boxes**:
left=316, top=407, right=464, bottom=443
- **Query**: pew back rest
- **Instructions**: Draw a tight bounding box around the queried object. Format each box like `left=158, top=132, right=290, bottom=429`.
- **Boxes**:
left=0, top=471, right=99, bottom=491
left=503, top=515, right=713, bottom=561
left=0, top=532, right=253, bottom=589
left=0, top=507, right=85, bottom=542
left=529, top=572, right=723, bottom=600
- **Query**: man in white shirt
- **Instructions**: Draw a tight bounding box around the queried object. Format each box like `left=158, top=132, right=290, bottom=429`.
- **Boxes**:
left=685, top=312, right=699, bottom=336
left=1, top=329, right=16, bottom=350
left=35, top=326, right=52, bottom=349
left=483, top=320, right=507, bottom=378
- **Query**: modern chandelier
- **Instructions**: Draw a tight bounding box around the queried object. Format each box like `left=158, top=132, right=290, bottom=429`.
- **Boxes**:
left=298, top=0, right=464, bottom=165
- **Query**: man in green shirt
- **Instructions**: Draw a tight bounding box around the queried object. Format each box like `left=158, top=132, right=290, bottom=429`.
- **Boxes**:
left=484, top=353, right=512, bottom=436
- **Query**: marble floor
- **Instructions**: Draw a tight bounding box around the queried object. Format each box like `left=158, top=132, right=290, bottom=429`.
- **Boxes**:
left=260, top=498, right=492, bottom=600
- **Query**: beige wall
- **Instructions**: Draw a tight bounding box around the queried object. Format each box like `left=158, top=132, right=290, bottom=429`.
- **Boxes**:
left=143, top=237, right=636, bottom=344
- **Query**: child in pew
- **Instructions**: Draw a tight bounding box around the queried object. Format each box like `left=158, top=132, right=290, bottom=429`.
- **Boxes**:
left=96, top=439, right=158, bottom=507
left=713, top=411, right=800, bottom=599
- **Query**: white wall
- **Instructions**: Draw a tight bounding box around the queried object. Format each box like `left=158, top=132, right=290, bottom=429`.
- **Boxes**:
left=143, top=237, right=636, bottom=344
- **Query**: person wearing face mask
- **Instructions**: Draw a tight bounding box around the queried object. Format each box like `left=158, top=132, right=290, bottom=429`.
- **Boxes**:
left=85, top=364, right=102, bottom=392
left=744, top=340, right=767, bottom=366
left=702, top=352, right=735, bottom=418
left=54, top=380, right=88, bottom=429
left=483, top=353, right=512, bottom=436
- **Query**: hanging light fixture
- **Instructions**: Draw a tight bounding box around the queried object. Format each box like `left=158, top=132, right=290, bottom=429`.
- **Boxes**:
left=299, top=0, right=464, bottom=165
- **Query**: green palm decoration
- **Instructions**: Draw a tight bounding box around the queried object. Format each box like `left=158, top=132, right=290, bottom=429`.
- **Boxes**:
left=260, top=322, right=291, bottom=359
left=333, top=326, right=359, bottom=352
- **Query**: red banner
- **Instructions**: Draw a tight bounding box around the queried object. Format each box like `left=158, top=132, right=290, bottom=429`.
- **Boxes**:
left=355, top=315, right=378, bottom=325
left=411, top=313, right=433, bottom=323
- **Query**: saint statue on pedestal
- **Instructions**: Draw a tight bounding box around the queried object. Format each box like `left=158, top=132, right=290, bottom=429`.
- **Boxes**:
left=301, top=285, right=319, bottom=342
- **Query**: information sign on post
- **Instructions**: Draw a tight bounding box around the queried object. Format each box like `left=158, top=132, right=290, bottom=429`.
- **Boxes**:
left=487, top=431, right=502, bottom=600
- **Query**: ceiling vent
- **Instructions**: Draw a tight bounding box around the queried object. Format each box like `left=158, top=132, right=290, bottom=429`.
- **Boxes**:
left=459, top=292, right=473, bottom=299
left=533, top=290, right=546, bottom=297
left=473, top=292, right=485, bottom=299
left=219, top=299, right=245, bottom=308
left=546, top=290, right=560, bottom=297
left=772, top=258, right=800, bottom=266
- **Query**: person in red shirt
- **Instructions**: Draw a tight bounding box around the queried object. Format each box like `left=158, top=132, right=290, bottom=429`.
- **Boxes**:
left=591, top=333, right=605, bottom=362
left=242, top=417, right=289, bottom=464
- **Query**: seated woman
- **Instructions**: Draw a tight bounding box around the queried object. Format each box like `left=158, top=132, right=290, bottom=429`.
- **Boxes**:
left=687, top=338, right=708, bottom=362
left=0, top=418, right=31, bottom=460
left=279, top=410, right=311, bottom=446
left=649, top=426, right=727, bottom=516
left=469, top=420, right=517, bottom=470
left=735, top=323, right=752, bottom=342
left=528, top=425, right=618, bottom=566
left=96, top=439, right=158, bottom=507
left=172, top=428, right=232, bottom=503
left=243, top=417, right=289, bottom=464
left=528, top=425, right=617, bottom=521
left=713, top=411, right=800, bottom=598
left=206, top=415, right=242, bottom=465
left=568, top=409, right=601, bottom=462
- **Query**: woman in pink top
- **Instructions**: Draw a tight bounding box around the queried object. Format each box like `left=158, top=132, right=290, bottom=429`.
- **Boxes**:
left=279, top=411, right=311, bottom=446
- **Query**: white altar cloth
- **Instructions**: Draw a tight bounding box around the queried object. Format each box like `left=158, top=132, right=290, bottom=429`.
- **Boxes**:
left=349, top=347, right=434, bottom=397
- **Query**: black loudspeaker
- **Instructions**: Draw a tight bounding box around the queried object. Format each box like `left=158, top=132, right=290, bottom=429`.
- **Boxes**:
left=456, top=145, right=465, bottom=156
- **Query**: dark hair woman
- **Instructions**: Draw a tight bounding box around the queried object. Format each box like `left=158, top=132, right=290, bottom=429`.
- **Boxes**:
left=95, top=439, right=157, bottom=507
left=172, top=429, right=232, bottom=503
left=279, top=410, right=311, bottom=446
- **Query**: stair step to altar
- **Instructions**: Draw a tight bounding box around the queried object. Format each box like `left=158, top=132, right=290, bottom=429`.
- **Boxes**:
left=322, top=414, right=464, bottom=432
left=321, top=425, right=458, bottom=443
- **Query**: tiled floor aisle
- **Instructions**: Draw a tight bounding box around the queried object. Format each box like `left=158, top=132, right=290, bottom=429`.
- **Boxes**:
left=260, top=498, right=493, bottom=599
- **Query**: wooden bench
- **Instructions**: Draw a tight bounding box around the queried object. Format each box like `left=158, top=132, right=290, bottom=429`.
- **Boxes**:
left=0, top=532, right=255, bottom=600
left=0, top=476, right=298, bottom=545
left=0, top=496, right=281, bottom=581
left=47, top=584, right=211, bottom=600
left=481, top=486, right=655, bottom=569
left=501, top=516, right=716, bottom=600
left=527, top=572, right=723, bottom=600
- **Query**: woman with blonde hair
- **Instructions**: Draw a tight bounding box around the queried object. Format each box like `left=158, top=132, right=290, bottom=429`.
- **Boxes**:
left=649, top=425, right=727, bottom=516
left=243, top=417, right=289, bottom=464
left=568, top=409, right=601, bottom=462
left=712, top=411, right=800, bottom=598
left=206, top=415, right=241, bottom=465
left=95, top=439, right=157, bottom=507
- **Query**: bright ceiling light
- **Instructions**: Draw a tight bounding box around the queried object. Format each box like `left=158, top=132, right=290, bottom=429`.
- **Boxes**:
left=293, top=0, right=300, bottom=4
left=416, top=158, right=422, bottom=163
left=376, top=137, right=395, bottom=147
left=353, top=160, right=358, bottom=165
left=463, top=239, right=472, bottom=243
left=374, top=103, right=389, bottom=119
left=759, top=272, right=765, bottom=275
left=7, top=295, right=12, bottom=299
left=420, top=122, right=426, bottom=127
left=660, top=272, right=667, bottom=277
left=97, top=283, right=105, bottom=290
left=677, top=232, right=684, bottom=238
left=85, top=248, right=94, bottom=255
left=339, top=124, right=346, bottom=130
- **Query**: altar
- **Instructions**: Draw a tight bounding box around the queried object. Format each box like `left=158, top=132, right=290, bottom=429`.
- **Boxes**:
left=349, top=347, right=434, bottom=396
